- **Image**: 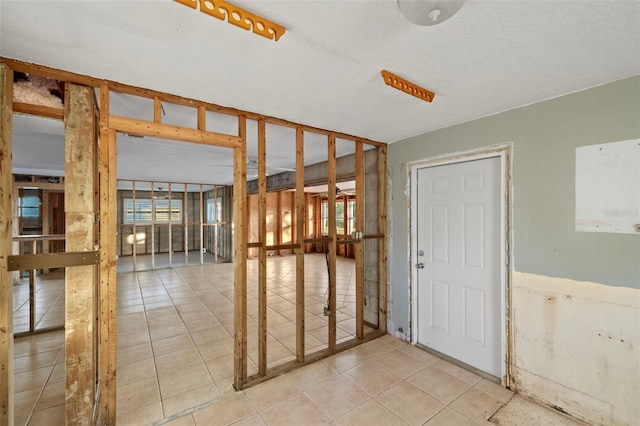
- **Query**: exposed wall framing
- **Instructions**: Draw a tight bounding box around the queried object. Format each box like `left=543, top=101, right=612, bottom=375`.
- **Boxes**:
left=0, top=62, right=15, bottom=426
left=0, top=58, right=389, bottom=425
left=64, top=83, right=99, bottom=425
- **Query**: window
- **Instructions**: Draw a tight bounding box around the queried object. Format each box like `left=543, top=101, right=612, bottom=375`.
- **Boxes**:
left=206, top=197, right=222, bottom=223
left=321, top=200, right=346, bottom=235
left=321, top=202, right=328, bottom=235
left=124, top=199, right=182, bottom=224
left=19, top=195, right=40, bottom=218
left=347, top=200, right=356, bottom=235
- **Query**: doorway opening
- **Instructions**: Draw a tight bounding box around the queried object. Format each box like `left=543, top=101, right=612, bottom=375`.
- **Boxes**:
left=409, top=145, right=511, bottom=383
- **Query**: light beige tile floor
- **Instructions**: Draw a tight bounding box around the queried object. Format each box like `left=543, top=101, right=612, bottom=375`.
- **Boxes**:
left=13, top=253, right=365, bottom=425
left=159, top=335, right=515, bottom=426
left=12, top=254, right=581, bottom=426
left=13, top=269, right=65, bottom=334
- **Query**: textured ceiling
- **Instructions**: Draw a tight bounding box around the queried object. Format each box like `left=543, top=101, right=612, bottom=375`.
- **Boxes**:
left=2, top=0, right=640, bottom=182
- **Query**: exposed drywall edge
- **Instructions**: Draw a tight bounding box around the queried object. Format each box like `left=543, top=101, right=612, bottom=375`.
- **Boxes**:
left=386, top=74, right=640, bottom=144
left=513, top=270, right=640, bottom=308
left=512, top=368, right=612, bottom=425
left=511, top=270, right=640, bottom=425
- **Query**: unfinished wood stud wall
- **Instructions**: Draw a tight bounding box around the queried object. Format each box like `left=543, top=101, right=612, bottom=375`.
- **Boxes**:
left=0, top=58, right=389, bottom=415
left=0, top=62, right=14, bottom=426
left=377, top=146, right=388, bottom=332
left=257, top=119, right=267, bottom=375
left=64, top=83, right=98, bottom=425
left=327, top=135, right=337, bottom=350
left=295, top=127, right=305, bottom=361
left=99, top=84, right=118, bottom=425
left=233, top=116, right=248, bottom=390
left=355, top=142, right=365, bottom=339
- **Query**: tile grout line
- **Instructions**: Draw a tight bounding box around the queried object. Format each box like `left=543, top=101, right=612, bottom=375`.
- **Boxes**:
left=155, top=268, right=226, bottom=418
left=23, top=341, right=65, bottom=425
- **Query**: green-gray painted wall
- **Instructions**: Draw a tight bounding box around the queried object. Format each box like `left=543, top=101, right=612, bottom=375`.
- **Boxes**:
left=387, top=76, right=640, bottom=335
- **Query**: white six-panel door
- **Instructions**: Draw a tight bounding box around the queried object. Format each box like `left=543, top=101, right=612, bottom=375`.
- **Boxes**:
left=416, top=156, right=501, bottom=377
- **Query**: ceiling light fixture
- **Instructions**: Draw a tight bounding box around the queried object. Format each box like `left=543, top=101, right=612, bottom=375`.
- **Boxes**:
left=397, top=0, right=465, bottom=26
left=174, top=0, right=286, bottom=41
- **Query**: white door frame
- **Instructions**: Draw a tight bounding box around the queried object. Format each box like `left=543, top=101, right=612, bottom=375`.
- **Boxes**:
left=408, top=142, right=512, bottom=383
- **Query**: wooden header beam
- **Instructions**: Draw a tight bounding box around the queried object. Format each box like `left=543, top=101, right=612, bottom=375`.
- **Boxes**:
left=109, top=115, right=242, bottom=148
left=1, top=58, right=386, bottom=147
left=13, top=102, right=64, bottom=120
left=13, top=181, right=64, bottom=190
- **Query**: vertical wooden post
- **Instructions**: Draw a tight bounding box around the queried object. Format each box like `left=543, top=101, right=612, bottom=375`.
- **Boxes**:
left=151, top=182, right=156, bottom=269
left=184, top=184, right=188, bottom=265
left=214, top=186, right=218, bottom=263
left=168, top=183, right=173, bottom=267
left=304, top=193, right=310, bottom=253
left=377, top=146, right=388, bottom=333
left=276, top=192, right=281, bottom=256
left=355, top=142, right=365, bottom=339
left=199, top=185, right=204, bottom=265
left=29, top=240, right=35, bottom=332
left=257, top=118, right=267, bottom=375
left=197, top=106, right=206, bottom=131
left=295, top=127, right=305, bottom=361
left=0, top=62, right=14, bottom=426
left=233, top=115, right=247, bottom=390
left=42, top=190, right=50, bottom=274
left=153, top=96, right=162, bottom=123
left=65, top=83, right=97, bottom=425
left=327, top=135, right=337, bottom=350
left=132, top=181, right=137, bottom=271
left=12, top=181, right=19, bottom=285
left=99, top=80, right=117, bottom=425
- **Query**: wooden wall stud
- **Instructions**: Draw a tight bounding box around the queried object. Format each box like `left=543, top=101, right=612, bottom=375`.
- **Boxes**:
left=327, top=135, right=337, bottom=350
left=295, top=127, right=305, bottom=361
left=0, top=62, right=14, bottom=426
left=233, top=116, right=248, bottom=390
left=258, top=119, right=267, bottom=375
left=65, top=83, right=98, bottom=425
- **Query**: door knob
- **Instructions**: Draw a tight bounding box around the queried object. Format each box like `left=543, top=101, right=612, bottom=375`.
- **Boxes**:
left=416, top=263, right=425, bottom=269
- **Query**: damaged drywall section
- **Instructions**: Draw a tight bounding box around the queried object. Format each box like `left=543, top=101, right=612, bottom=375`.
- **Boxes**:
left=13, top=72, right=64, bottom=108
left=510, top=270, right=640, bottom=425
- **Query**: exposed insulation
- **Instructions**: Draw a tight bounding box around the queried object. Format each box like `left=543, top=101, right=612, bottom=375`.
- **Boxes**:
left=14, top=79, right=63, bottom=108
